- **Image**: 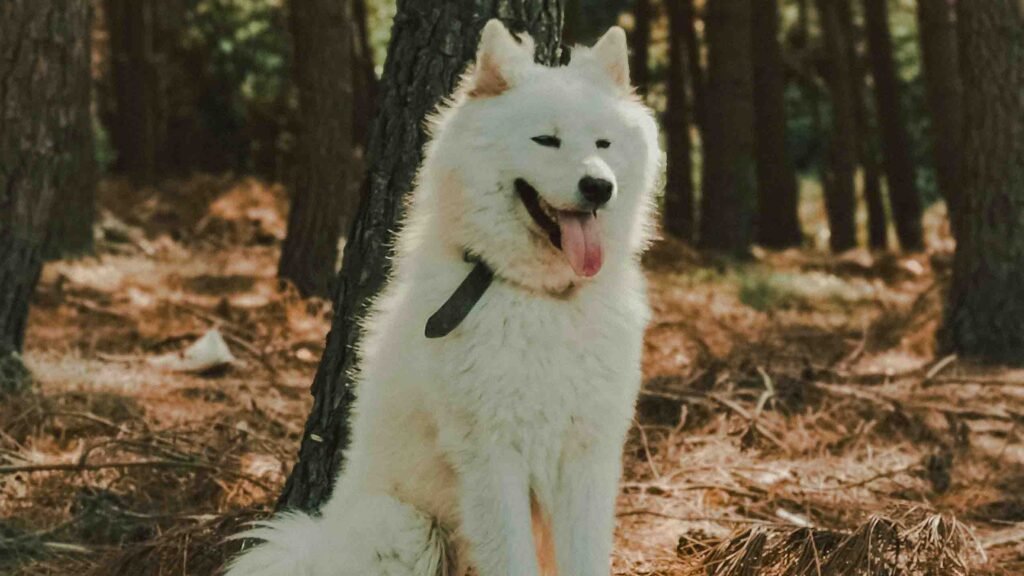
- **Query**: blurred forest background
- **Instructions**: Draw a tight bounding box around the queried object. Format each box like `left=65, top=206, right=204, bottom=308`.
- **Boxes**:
left=2, top=0, right=1024, bottom=574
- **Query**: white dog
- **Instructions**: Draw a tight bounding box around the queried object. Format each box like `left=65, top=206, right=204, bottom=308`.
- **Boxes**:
left=225, top=19, right=661, bottom=576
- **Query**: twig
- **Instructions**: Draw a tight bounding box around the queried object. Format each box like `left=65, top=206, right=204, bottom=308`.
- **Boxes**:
left=616, top=509, right=768, bottom=524
left=633, top=419, right=661, bottom=480
left=0, top=459, right=275, bottom=492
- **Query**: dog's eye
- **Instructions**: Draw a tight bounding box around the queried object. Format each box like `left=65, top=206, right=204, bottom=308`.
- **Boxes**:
left=531, top=135, right=561, bottom=148
left=596, top=139, right=611, bottom=149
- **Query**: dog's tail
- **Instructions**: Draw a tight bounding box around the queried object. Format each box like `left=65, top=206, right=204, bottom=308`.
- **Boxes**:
left=222, top=496, right=453, bottom=576
left=222, top=511, right=324, bottom=576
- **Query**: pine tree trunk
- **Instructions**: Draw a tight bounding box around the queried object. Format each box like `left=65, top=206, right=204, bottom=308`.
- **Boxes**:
left=699, top=0, right=756, bottom=255
left=278, top=0, right=355, bottom=298
left=917, top=0, right=962, bottom=232
left=103, top=0, right=184, bottom=183
left=631, top=0, right=652, bottom=95
left=47, top=5, right=97, bottom=260
left=684, top=0, right=706, bottom=134
left=752, top=0, right=802, bottom=249
left=814, top=0, right=858, bottom=252
left=1, top=0, right=91, bottom=385
left=277, top=0, right=564, bottom=513
left=863, top=0, right=923, bottom=250
left=842, top=1, right=887, bottom=250
left=663, top=0, right=695, bottom=242
left=940, top=0, right=1024, bottom=364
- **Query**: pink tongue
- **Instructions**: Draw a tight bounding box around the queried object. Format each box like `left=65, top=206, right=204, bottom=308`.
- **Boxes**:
left=557, top=211, right=603, bottom=277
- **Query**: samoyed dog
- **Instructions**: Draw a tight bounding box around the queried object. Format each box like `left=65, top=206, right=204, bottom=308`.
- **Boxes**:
left=225, top=19, right=661, bottom=576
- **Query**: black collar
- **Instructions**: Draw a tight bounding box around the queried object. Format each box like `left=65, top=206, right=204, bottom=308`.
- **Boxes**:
left=424, top=253, right=494, bottom=339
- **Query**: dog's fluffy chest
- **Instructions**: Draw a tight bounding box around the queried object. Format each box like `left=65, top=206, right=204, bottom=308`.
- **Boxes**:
left=427, top=269, right=648, bottom=450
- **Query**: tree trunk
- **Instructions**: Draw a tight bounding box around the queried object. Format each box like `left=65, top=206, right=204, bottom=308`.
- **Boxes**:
left=47, top=6, right=97, bottom=261
left=841, top=1, right=887, bottom=250
left=699, top=0, right=756, bottom=255
left=814, top=0, right=858, bottom=252
left=752, top=0, right=802, bottom=249
left=663, top=0, right=696, bottom=242
left=940, top=0, right=1024, bottom=364
left=278, top=0, right=356, bottom=298
left=863, top=0, right=923, bottom=250
left=351, top=0, right=378, bottom=152
left=684, top=0, right=706, bottom=133
left=917, top=0, right=962, bottom=232
left=1, top=0, right=91, bottom=386
left=277, top=0, right=564, bottom=513
left=630, top=0, right=652, bottom=95
left=103, top=0, right=184, bottom=183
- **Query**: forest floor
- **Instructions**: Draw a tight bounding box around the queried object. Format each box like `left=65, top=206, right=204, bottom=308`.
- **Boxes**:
left=2, top=177, right=1023, bottom=575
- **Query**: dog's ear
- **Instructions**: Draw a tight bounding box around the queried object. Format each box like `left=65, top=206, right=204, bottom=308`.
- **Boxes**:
left=589, top=26, right=630, bottom=91
left=468, top=19, right=534, bottom=98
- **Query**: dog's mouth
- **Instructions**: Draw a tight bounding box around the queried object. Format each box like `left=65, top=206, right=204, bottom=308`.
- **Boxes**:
left=515, top=178, right=603, bottom=278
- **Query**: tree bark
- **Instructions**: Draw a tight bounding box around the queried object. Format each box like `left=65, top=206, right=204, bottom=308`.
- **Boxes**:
left=699, top=0, right=756, bottom=255
left=752, top=0, right=802, bottom=248
left=1, top=0, right=91, bottom=385
left=940, top=0, right=1024, bottom=364
left=663, top=0, right=696, bottom=242
left=277, top=0, right=564, bottom=513
left=814, top=0, right=858, bottom=252
left=47, top=4, right=97, bottom=260
left=278, top=0, right=356, bottom=298
left=103, top=0, right=185, bottom=183
left=630, top=0, right=652, bottom=95
left=684, top=0, right=706, bottom=134
left=841, top=1, right=887, bottom=250
left=863, top=0, right=923, bottom=250
left=917, top=0, right=962, bottom=232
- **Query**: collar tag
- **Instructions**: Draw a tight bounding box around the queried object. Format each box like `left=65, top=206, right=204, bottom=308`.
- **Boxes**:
left=424, top=255, right=494, bottom=339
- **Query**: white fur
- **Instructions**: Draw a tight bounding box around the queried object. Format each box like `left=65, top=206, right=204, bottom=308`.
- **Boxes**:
left=224, top=20, right=661, bottom=576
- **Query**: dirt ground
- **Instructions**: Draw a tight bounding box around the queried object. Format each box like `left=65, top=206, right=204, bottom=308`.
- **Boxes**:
left=2, top=177, right=1022, bottom=575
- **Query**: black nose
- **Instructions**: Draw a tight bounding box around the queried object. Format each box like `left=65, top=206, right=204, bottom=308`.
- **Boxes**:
left=579, top=176, right=613, bottom=206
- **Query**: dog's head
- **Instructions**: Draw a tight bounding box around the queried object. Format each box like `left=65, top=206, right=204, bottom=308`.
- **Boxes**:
left=421, top=20, right=661, bottom=293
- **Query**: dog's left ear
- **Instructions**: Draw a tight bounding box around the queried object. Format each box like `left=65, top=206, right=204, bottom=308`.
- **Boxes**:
left=589, top=26, right=630, bottom=91
left=468, top=19, right=535, bottom=98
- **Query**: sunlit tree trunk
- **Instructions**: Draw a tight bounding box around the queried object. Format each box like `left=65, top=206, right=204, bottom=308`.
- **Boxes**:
left=278, top=0, right=564, bottom=512
left=917, top=0, right=962, bottom=232
left=684, top=0, right=706, bottom=133
left=630, top=0, right=652, bottom=95
left=814, top=0, right=858, bottom=252
left=752, top=0, right=802, bottom=248
left=278, top=0, right=355, bottom=298
left=663, top=0, right=696, bottom=241
left=940, top=0, right=1024, bottom=364
left=840, top=0, right=887, bottom=250
left=1, top=0, right=91, bottom=388
left=863, top=0, right=923, bottom=250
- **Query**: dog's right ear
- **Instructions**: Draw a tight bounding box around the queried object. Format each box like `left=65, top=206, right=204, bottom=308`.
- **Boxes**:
left=468, top=19, right=533, bottom=98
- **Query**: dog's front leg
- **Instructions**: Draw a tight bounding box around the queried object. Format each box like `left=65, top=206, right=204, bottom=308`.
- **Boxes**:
left=553, top=441, right=623, bottom=576
left=455, top=445, right=539, bottom=576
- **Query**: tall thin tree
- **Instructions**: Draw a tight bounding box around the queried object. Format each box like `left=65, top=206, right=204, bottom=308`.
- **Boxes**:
left=814, top=0, right=858, bottom=252
left=278, top=0, right=564, bottom=512
left=863, top=0, right=923, bottom=250
left=1, top=0, right=92, bottom=388
left=916, top=0, right=962, bottom=232
left=278, top=0, right=356, bottom=298
left=840, top=0, right=887, bottom=250
left=940, top=0, right=1024, bottom=363
left=752, top=0, right=802, bottom=248
left=699, top=0, right=756, bottom=255
left=630, top=0, right=652, bottom=95
left=663, top=0, right=696, bottom=241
